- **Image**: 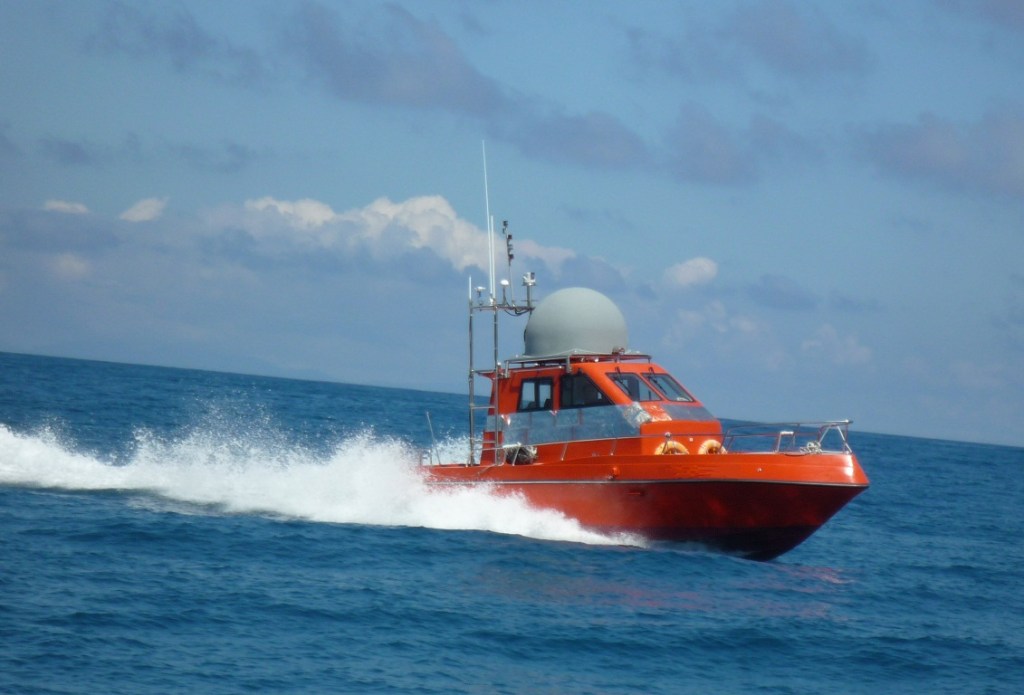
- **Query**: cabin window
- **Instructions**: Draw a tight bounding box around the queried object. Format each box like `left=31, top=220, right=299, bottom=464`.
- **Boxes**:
left=559, top=373, right=609, bottom=409
left=609, top=373, right=661, bottom=402
left=647, top=373, right=695, bottom=402
left=518, top=378, right=553, bottom=411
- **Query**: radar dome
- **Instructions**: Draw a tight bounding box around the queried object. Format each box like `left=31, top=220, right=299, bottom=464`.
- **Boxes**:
left=523, top=288, right=628, bottom=356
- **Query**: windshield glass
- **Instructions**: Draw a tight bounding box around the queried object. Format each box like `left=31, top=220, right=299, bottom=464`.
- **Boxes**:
left=609, top=373, right=661, bottom=401
left=647, top=373, right=695, bottom=402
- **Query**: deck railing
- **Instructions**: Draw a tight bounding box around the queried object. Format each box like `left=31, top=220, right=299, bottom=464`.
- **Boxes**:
left=421, top=419, right=854, bottom=466
left=721, top=420, right=853, bottom=454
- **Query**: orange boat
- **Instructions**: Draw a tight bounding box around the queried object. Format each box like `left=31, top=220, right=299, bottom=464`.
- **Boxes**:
left=423, top=233, right=868, bottom=560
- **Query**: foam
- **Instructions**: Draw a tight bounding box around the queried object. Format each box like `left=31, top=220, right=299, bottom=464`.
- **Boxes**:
left=0, top=424, right=638, bottom=547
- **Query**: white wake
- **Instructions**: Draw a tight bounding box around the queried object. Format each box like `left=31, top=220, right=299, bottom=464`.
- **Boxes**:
left=0, top=424, right=635, bottom=546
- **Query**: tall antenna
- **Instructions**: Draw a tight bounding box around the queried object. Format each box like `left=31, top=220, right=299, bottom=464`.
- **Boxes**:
left=482, top=141, right=495, bottom=301
left=467, top=142, right=537, bottom=466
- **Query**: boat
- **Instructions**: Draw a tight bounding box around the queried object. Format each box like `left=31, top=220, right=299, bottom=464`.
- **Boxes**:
left=421, top=225, right=869, bottom=560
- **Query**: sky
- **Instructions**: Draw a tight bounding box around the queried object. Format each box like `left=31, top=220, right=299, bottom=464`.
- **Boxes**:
left=1, top=1, right=1022, bottom=447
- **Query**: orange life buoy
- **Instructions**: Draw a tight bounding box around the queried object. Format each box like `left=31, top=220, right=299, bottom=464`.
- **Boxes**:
left=698, top=439, right=726, bottom=455
left=655, top=440, right=688, bottom=455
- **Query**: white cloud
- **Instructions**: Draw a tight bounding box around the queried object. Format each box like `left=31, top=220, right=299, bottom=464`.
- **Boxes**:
left=233, top=194, right=576, bottom=274
left=665, top=300, right=764, bottom=342
left=658, top=300, right=789, bottom=370
left=120, top=197, right=169, bottom=222
left=514, top=238, right=576, bottom=271
left=801, top=324, right=871, bottom=365
left=663, top=256, right=719, bottom=288
left=43, top=199, right=90, bottom=214
left=245, top=196, right=336, bottom=228
left=50, top=253, right=90, bottom=281
left=345, top=196, right=490, bottom=271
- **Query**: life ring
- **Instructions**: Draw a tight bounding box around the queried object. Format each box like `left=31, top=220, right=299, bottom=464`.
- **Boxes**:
left=698, top=439, right=726, bottom=455
left=655, top=440, right=688, bottom=455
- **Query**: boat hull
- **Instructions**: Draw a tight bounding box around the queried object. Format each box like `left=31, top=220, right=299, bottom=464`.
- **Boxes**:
left=425, top=452, right=868, bottom=560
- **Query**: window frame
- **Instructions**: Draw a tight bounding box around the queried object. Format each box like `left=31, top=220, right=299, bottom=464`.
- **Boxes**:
left=517, top=377, right=554, bottom=412
left=559, top=373, right=610, bottom=409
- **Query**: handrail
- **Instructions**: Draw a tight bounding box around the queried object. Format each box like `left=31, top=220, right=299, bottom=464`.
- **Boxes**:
left=723, top=420, right=853, bottom=454
left=423, top=420, right=854, bottom=466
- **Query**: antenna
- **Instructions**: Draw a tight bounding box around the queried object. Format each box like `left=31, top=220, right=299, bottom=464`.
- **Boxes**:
left=482, top=141, right=495, bottom=302
left=425, top=411, right=438, bottom=465
left=503, top=220, right=515, bottom=305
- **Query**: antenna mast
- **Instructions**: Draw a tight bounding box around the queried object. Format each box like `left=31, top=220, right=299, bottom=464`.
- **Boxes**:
left=466, top=143, right=537, bottom=466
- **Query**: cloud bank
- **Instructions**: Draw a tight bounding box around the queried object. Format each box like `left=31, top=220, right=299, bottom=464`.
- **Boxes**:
left=80, top=1, right=847, bottom=185
left=859, top=105, right=1024, bottom=200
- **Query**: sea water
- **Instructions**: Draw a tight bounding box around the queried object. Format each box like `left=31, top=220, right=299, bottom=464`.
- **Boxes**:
left=1, top=351, right=1022, bottom=694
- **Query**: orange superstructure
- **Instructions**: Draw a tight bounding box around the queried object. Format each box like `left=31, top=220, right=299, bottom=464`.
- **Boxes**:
left=422, top=264, right=868, bottom=560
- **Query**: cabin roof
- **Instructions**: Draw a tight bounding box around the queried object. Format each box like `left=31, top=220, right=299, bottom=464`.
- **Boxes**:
left=505, top=350, right=652, bottom=370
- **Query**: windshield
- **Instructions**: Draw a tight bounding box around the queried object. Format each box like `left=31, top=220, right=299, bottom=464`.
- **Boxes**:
left=609, top=373, right=661, bottom=401
left=646, top=373, right=695, bottom=402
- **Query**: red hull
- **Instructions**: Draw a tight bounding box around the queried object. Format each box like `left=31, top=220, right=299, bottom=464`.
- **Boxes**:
left=425, top=453, right=868, bottom=560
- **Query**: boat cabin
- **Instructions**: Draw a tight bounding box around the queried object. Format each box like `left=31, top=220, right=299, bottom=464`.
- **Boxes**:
left=474, top=287, right=723, bottom=464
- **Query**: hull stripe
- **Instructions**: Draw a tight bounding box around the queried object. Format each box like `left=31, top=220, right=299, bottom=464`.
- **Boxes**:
left=427, top=478, right=868, bottom=488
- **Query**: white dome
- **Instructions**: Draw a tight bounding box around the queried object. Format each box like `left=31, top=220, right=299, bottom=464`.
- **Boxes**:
left=523, top=287, right=628, bottom=356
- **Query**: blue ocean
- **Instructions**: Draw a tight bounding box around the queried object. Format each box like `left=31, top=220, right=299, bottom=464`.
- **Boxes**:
left=1, top=351, right=1022, bottom=694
